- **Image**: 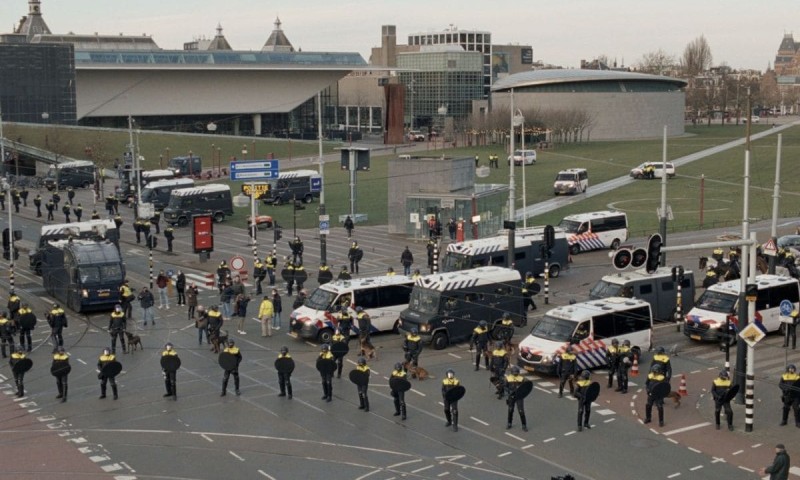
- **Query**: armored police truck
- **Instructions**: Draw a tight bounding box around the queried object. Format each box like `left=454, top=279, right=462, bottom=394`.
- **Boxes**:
left=398, top=266, right=524, bottom=350
left=140, top=178, right=195, bottom=210
left=262, top=170, right=322, bottom=205
left=589, top=267, right=696, bottom=322
left=44, top=160, right=96, bottom=191
left=117, top=169, right=176, bottom=203
left=29, top=219, right=119, bottom=275
left=443, top=226, right=569, bottom=278
left=41, top=239, right=125, bottom=313
left=168, top=156, right=202, bottom=177
left=163, top=184, right=233, bottom=226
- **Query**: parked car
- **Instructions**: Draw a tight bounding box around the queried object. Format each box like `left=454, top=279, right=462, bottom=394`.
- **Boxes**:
left=742, top=115, right=760, bottom=123
left=507, top=149, right=537, bottom=166
left=630, top=162, right=676, bottom=179
left=777, top=234, right=800, bottom=256
left=407, top=131, right=426, bottom=142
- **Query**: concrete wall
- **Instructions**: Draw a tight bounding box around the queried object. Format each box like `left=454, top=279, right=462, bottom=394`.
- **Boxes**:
left=492, top=91, right=686, bottom=140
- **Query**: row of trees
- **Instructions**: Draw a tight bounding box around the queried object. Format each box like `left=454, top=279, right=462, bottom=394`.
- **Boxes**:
left=458, top=106, right=595, bottom=145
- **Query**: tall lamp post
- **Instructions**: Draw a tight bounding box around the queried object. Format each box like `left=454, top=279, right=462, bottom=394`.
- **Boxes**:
left=317, top=91, right=327, bottom=265
left=0, top=107, right=12, bottom=290
left=508, top=88, right=516, bottom=223
left=513, top=109, right=526, bottom=228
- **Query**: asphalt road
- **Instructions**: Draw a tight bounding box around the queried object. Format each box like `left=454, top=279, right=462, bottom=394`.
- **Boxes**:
left=1, top=183, right=798, bottom=479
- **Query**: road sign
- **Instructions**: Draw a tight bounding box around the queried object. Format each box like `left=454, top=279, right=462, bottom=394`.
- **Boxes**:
left=319, top=214, right=330, bottom=235
left=230, top=160, right=280, bottom=181
left=780, top=299, right=795, bottom=316
left=311, top=177, right=322, bottom=192
left=241, top=183, right=271, bottom=199
left=738, top=322, right=766, bottom=348
left=230, top=255, right=245, bottom=271
left=166, top=269, right=174, bottom=277
left=763, top=238, right=778, bottom=256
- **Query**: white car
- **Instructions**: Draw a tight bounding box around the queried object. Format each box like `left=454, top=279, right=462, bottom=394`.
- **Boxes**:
left=629, top=162, right=676, bottom=179
left=507, top=149, right=537, bottom=166
left=742, top=115, right=760, bottom=124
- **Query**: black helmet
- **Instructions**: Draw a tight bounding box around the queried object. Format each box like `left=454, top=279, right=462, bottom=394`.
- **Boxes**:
left=410, top=327, right=418, bottom=335
left=526, top=271, right=533, bottom=277
left=280, top=346, right=288, bottom=354
left=357, top=356, right=367, bottom=366
left=57, top=346, right=65, bottom=354
left=321, top=344, right=330, bottom=352
left=227, top=340, right=235, bottom=347
left=611, top=339, right=619, bottom=346
left=565, top=345, right=573, bottom=353
left=581, top=370, right=590, bottom=379
left=446, top=369, right=455, bottom=378
left=496, top=341, right=504, bottom=349
left=510, top=366, right=520, bottom=375
left=656, top=346, right=665, bottom=354
left=788, top=364, right=797, bottom=372
left=165, top=342, right=173, bottom=349
left=479, top=320, right=487, bottom=328
left=502, top=312, right=511, bottom=319
left=394, top=362, right=403, bottom=371
left=622, top=339, right=631, bottom=347
left=103, top=347, right=111, bottom=355
left=719, top=370, right=729, bottom=378
left=651, top=364, right=664, bottom=374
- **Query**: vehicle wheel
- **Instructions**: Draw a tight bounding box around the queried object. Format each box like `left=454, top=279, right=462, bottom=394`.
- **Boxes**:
left=392, top=319, right=400, bottom=334
left=274, top=197, right=283, bottom=206
left=318, top=328, right=334, bottom=344
left=177, top=217, right=189, bottom=227
left=548, top=264, right=561, bottom=278
left=303, top=194, right=313, bottom=204
left=82, top=181, right=92, bottom=189
left=610, top=239, right=621, bottom=251
left=582, top=185, right=587, bottom=193
left=569, top=244, right=580, bottom=255
left=432, top=331, right=448, bottom=350
left=213, top=212, right=225, bottom=223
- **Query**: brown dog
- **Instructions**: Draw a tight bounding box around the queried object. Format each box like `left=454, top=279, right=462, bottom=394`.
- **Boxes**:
left=124, top=331, right=142, bottom=353
left=359, top=338, right=377, bottom=360
left=209, top=329, right=229, bottom=354
left=403, top=361, right=431, bottom=380
left=666, top=391, right=682, bottom=408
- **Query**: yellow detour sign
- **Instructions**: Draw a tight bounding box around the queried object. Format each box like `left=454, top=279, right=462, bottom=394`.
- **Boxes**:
left=241, top=183, right=271, bottom=199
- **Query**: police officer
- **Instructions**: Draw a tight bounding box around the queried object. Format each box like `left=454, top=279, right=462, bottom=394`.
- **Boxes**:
left=73, top=203, right=83, bottom=221
left=119, top=280, right=134, bottom=319
left=11, top=189, right=20, bottom=213
left=391, top=362, right=408, bottom=420
left=505, top=366, right=528, bottom=431
left=411, top=269, right=422, bottom=280
left=17, top=303, right=36, bottom=352
left=0, top=312, right=15, bottom=358
left=10, top=345, right=28, bottom=397
left=496, top=312, right=515, bottom=350
left=134, top=218, right=145, bottom=244
left=356, top=306, right=372, bottom=347
left=348, top=241, right=363, bottom=274
left=645, top=363, right=667, bottom=426
left=355, top=356, right=371, bottom=412
left=319, top=344, right=335, bottom=402
left=317, top=262, right=332, bottom=285
left=66, top=186, right=75, bottom=204
left=403, top=327, right=423, bottom=367
left=470, top=320, right=490, bottom=371
left=45, top=198, right=55, bottom=221
left=575, top=370, right=593, bottom=431
left=46, top=303, right=67, bottom=352
left=711, top=370, right=734, bottom=431
left=19, top=187, right=28, bottom=207
left=784, top=310, right=798, bottom=349
left=253, top=258, right=265, bottom=295
left=150, top=210, right=161, bottom=234
left=651, top=346, right=673, bottom=382
left=0, top=189, right=6, bottom=210
left=7, top=289, right=20, bottom=322
left=113, top=213, right=123, bottom=230
left=164, top=225, right=175, bottom=252
left=52, top=191, right=61, bottom=209
left=265, top=252, right=277, bottom=286
left=490, top=341, right=508, bottom=398
left=33, top=194, right=42, bottom=217
left=606, top=338, right=621, bottom=388
left=161, top=343, right=179, bottom=399
left=557, top=345, right=578, bottom=398
left=61, top=203, right=71, bottom=222
left=779, top=364, right=800, bottom=427
left=105, top=194, right=115, bottom=216
left=616, top=339, right=633, bottom=393
left=91, top=209, right=100, bottom=220
left=217, top=261, right=231, bottom=292
left=52, top=346, right=70, bottom=403
left=337, top=266, right=352, bottom=281
left=284, top=259, right=296, bottom=296
left=338, top=303, right=354, bottom=341
left=294, top=261, right=306, bottom=292
left=277, top=346, right=293, bottom=399
left=331, top=328, right=347, bottom=378
left=221, top=340, right=242, bottom=397
left=108, top=304, right=127, bottom=354
left=289, top=236, right=304, bottom=265
left=522, top=272, right=538, bottom=311
left=98, top=347, right=118, bottom=399
left=442, top=369, right=461, bottom=432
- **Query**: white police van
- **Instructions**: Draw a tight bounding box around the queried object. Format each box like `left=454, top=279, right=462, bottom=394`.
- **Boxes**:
left=684, top=274, right=800, bottom=342
left=558, top=210, right=628, bottom=255
left=289, top=275, right=415, bottom=343
left=517, top=297, right=652, bottom=374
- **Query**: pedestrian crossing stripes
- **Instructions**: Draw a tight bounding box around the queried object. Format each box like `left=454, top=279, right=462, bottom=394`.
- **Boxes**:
left=183, top=272, right=253, bottom=291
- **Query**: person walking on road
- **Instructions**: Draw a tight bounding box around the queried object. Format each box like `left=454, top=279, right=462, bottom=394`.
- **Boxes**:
left=779, top=364, right=800, bottom=427
left=187, top=282, right=199, bottom=321
left=645, top=364, right=668, bottom=426
left=51, top=346, right=70, bottom=403
left=10, top=346, right=28, bottom=397
left=442, top=369, right=461, bottom=432
left=348, top=241, right=363, bottom=274
left=271, top=289, right=282, bottom=331
left=505, top=366, right=528, bottom=431
left=651, top=346, right=673, bottom=382
left=343, top=215, right=355, bottom=239
left=556, top=345, right=577, bottom=398
left=711, top=369, right=734, bottom=431
left=108, top=304, right=127, bottom=354
left=46, top=303, right=67, bottom=352
left=470, top=320, right=490, bottom=371
left=759, top=444, right=790, bottom=480
left=137, top=286, right=155, bottom=327
left=220, top=340, right=242, bottom=396
left=97, top=347, right=119, bottom=400
left=156, top=271, right=169, bottom=309
left=354, top=356, right=371, bottom=412
left=400, top=246, right=414, bottom=276
left=175, top=271, right=186, bottom=306
left=161, top=343, right=179, bottom=400
left=390, top=362, right=408, bottom=420
left=276, top=346, right=293, bottom=399
left=575, top=370, right=593, bottom=432
left=259, top=295, right=274, bottom=337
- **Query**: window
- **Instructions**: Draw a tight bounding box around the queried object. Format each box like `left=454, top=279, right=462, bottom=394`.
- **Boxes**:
left=638, top=284, right=653, bottom=295
left=768, top=283, right=800, bottom=306
left=755, top=289, right=770, bottom=310
left=574, top=321, right=590, bottom=341
left=379, top=284, right=413, bottom=307
left=354, top=288, right=379, bottom=309
left=593, top=314, right=615, bottom=338
left=661, top=281, right=674, bottom=292
left=515, top=251, right=526, bottom=261
left=490, top=254, right=505, bottom=265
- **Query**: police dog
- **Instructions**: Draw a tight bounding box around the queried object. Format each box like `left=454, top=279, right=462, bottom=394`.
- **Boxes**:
left=403, top=361, right=430, bottom=380
left=666, top=390, right=681, bottom=408
left=124, top=331, right=143, bottom=353
left=359, top=338, right=377, bottom=360
left=209, top=329, right=229, bottom=354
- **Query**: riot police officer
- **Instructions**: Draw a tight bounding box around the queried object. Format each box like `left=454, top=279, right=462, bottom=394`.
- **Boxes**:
left=108, top=304, right=127, bottom=354
left=164, top=226, right=175, bottom=252
left=470, top=320, right=490, bottom=371
left=390, top=362, right=408, bottom=420
left=442, top=369, right=461, bottom=432
left=98, top=347, right=118, bottom=399
left=354, top=356, right=370, bottom=412
left=651, top=346, right=673, bottom=382
left=557, top=345, right=578, bottom=398
left=779, top=364, right=800, bottom=427
left=712, top=370, right=734, bottom=430
left=33, top=194, right=42, bottom=217
left=161, top=342, right=179, bottom=399
left=0, top=312, right=15, bottom=358
left=52, top=346, right=70, bottom=402
left=221, top=340, right=242, bottom=397
left=289, top=236, right=304, bottom=264
left=331, top=328, right=347, bottom=378
left=319, top=344, right=335, bottom=402
left=276, top=346, right=293, bottom=399
left=645, top=363, right=668, bottom=426
left=616, top=339, right=633, bottom=393
left=73, top=203, right=83, bottom=221
left=356, top=306, right=372, bottom=347
left=337, top=266, right=352, bottom=280
left=17, top=303, right=36, bottom=352
left=403, top=327, right=423, bottom=367
left=253, top=258, right=265, bottom=295
left=46, top=303, right=67, bottom=352
left=7, top=289, right=21, bottom=321
left=606, top=338, right=621, bottom=388
left=10, top=346, right=28, bottom=397
left=265, top=253, right=277, bottom=286
left=575, top=370, right=593, bottom=431
left=338, top=304, right=354, bottom=341
left=522, top=272, right=538, bottom=311
left=495, top=312, right=515, bottom=351
left=490, top=341, right=508, bottom=398
left=505, top=366, right=528, bottom=431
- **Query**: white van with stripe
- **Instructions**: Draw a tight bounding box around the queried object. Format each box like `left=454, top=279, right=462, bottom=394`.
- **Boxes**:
left=558, top=210, right=628, bottom=255
left=517, top=297, right=652, bottom=375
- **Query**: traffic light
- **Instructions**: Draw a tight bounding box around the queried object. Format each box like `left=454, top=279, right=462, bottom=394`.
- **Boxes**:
left=645, top=233, right=663, bottom=274
left=631, top=248, right=648, bottom=268
left=544, top=225, right=555, bottom=251
left=612, top=248, right=632, bottom=270
left=274, top=225, right=283, bottom=243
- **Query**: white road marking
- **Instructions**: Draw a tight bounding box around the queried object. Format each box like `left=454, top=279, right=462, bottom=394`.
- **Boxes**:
left=258, top=470, right=277, bottom=480
left=410, top=388, right=426, bottom=397
left=77, top=359, right=87, bottom=365
left=229, top=450, right=245, bottom=461
left=751, top=443, right=762, bottom=448
left=90, top=455, right=110, bottom=463
left=535, top=386, right=552, bottom=394
left=687, top=447, right=702, bottom=454
left=437, top=472, right=449, bottom=477
left=663, top=422, right=711, bottom=436
left=667, top=438, right=679, bottom=445
left=411, top=465, right=434, bottom=474
left=604, top=418, right=615, bottom=423
left=789, top=466, right=800, bottom=476
left=538, top=381, right=555, bottom=387
left=737, top=466, right=754, bottom=473
left=689, top=465, right=703, bottom=471
left=497, top=452, right=512, bottom=458
left=711, top=457, right=725, bottom=464
left=543, top=437, right=555, bottom=443
left=504, top=432, right=525, bottom=442
left=448, top=353, right=461, bottom=359
left=595, top=409, right=615, bottom=416
left=732, top=450, right=743, bottom=456
left=470, top=416, right=489, bottom=426
left=564, top=431, right=576, bottom=436
left=200, top=434, right=214, bottom=442
left=667, top=473, right=681, bottom=478
left=387, top=459, right=423, bottom=469
left=100, top=464, right=122, bottom=472
left=690, top=370, right=701, bottom=374
left=522, top=444, right=534, bottom=450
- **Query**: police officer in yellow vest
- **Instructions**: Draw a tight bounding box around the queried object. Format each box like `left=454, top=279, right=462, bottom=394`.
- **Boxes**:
left=52, top=346, right=70, bottom=403
left=645, top=364, right=667, bottom=426
left=331, top=329, right=347, bottom=378
left=411, top=269, right=422, bottom=280
left=442, top=369, right=461, bottom=432
left=575, top=370, right=593, bottom=432
left=403, top=328, right=423, bottom=367
left=557, top=345, right=578, bottom=398
left=277, top=346, right=293, bottom=398
left=98, top=347, right=118, bottom=400
left=108, top=304, right=127, bottom=354
left=779, top=364, right=800, bottom=427
left=265, top=253, right=277, bottom=286
left=161, top=343, right=179, bottom=399
left=0, top=312, right=14, bottom=358
left=651, top=346, right=673, bottom=382
left=616, top=339, right=633, bottom=393
left=391, top=362, right=408, bottom=420
left=505, top=366, right=528, bottom=431
left=606, top=338, right=621, bottom=388
left=46, top=303, right=68, bottom=352
left=711, top=370, right=734, bottom=430
left=319, top=344, right=335, bottom=402
left=221, top=340, right=242, bottom=397
left=17, top=304, right=36, bottom=353
left=7, top=289, right=21, bottom=321
left=119, top=280, right=134, bottom=319
left=253, top=258, right=265, bottom=295
left=10, top=346, right=28, bottom=397
left=355, top=357, right=371, bottom=412
left=522, top=272, right=537, bottom=311
left=490, top=341, right=509, bottom=398
left=470, top=320, right=490, bottom=371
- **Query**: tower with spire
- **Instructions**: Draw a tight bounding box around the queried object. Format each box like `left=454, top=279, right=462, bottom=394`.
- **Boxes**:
left=14, top=0, right=52, bottom=41
left=207, top=23, right=233, bottom=50
left=262, top=17, right=294, bottom=52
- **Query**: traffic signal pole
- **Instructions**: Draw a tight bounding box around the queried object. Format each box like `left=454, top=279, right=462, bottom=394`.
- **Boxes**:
left=658, top=126, right=668, bottom=266
left=317, top=92, right=327, bottom=265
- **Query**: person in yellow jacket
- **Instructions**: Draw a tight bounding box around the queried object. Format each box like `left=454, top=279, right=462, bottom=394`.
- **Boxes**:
left=258, top=295, right=275, bottom=337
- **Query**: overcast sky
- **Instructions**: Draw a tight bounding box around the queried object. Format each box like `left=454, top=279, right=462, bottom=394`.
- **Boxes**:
left=2, top=0, right=795, bottom=71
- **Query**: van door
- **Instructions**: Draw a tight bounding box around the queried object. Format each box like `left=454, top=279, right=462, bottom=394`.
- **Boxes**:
left=633, top=280, right=662, bottom=319
left=353, top=287, right=379, bottom=334
left=375, top=284, right=413, bottom=332
left=761, top=283, right=800, bottom=332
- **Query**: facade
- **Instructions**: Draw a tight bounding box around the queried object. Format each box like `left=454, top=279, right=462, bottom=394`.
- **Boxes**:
left=387, top=155, right=508, bottom=238
left=492, top=69, right=687, bottom=141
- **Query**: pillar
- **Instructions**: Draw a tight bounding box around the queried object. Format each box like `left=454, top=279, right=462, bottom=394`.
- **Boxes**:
left=252, top=113, right=262, bottom=136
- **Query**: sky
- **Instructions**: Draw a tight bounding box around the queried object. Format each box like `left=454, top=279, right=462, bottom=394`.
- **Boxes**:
left=1, top=0, right=797, bottom=71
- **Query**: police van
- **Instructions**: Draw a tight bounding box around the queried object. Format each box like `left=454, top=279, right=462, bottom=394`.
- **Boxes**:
left=398, top=266, right=524, bottom=350
left=163, top=184, right=233, bottom=226
left=553, top=168, right=589, bottom=195
left=558, top=210, right=628, bottom=255
left=117, top=169, right=176, bottom=203
left=590, top=267, right=696, bottom=322
left=289, top=275, right=415, bottom=343
left=140, top=178, right=195, bottom=210
left=29, top=219, right=119, bottom=275
left=443, top=226, right=569, bottom=278
left=44, top=160, right=96, bottom=191
left=684, top=274, right=800, bottom=342
left=517, top=297, right=652, bottom=375
left=262, top=170, right=321, bottom=205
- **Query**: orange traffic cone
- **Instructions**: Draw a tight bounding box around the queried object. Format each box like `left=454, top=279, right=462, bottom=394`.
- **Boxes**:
left=630, top=357, right=639, bottom=377
left=678, top=374, right=688, bottom=397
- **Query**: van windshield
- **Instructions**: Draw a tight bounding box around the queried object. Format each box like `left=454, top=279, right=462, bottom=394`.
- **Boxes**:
left=442, top=253, right=471, bottom=271
left=590, top=280, right=622, bottom=298
left=695, top=290, right=737, bottom=314
left=556, top=174, right=577, bottom=182
left=409, top=289, right=440, bottom=315
left=306, top=288, right=338, bottom=310
left=141, top=187, right=155, bottom=202
left=558, top=220, right=582, bottom=233
left=78, top=263, right=124, bottom=284
left=530, top=315, right=578, bottom=342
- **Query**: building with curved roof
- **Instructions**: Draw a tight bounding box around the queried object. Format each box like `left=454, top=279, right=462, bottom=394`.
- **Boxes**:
left=491, top=69, right=687, bottom=140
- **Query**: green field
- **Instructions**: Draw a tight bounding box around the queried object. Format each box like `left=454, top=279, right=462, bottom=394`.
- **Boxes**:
left=6, top=123, right=799, bottom=233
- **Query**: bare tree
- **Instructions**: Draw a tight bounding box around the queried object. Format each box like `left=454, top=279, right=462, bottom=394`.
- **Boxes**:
left=680, top=35, right=713, bottom=78
left=636, top=49, right=676, bottom=75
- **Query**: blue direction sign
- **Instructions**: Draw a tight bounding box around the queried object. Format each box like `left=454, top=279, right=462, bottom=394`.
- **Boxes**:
left=230, top=160, right=280, bottom=181
left=780, top=299, right=795, bottom=316
left=311, top=177, right=322, bottom=192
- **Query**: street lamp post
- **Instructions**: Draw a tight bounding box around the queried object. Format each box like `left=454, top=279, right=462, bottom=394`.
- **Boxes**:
left=317, top=91, right=327, bottom=265
left=508, top=89, right=516, bottom=223
left=513, top=109, right=526, bottom=228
